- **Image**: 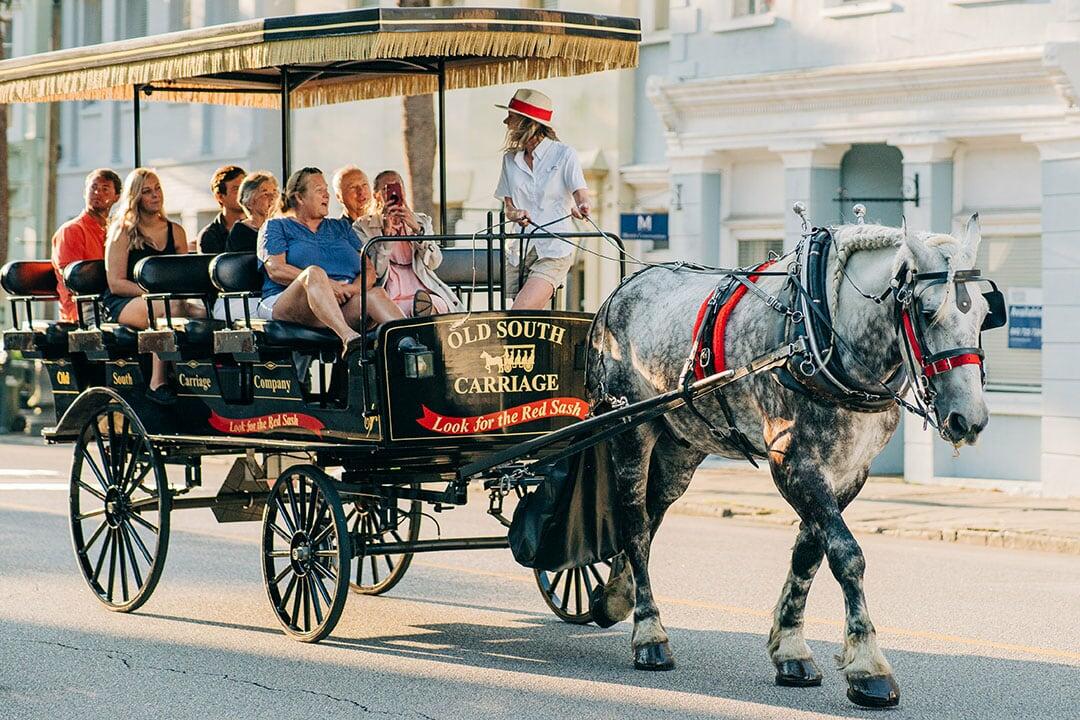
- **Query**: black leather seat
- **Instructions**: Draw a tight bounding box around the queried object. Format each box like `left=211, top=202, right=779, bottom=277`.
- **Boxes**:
left=1, top=260, right=58, bottom=298
left=253, top=320, right=341, bottom=352
left=1, top=260, right=68, bottom=357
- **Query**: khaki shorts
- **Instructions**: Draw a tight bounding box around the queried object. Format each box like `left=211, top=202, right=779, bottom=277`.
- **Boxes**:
left=505, top=249, right=575, bottom=296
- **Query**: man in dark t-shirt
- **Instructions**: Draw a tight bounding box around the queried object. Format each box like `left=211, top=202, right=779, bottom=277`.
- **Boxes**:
left=196, top=165, right=245, bottom=253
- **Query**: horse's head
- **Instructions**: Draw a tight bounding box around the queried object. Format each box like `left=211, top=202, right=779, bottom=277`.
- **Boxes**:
left=894, top=214, right=1001, bottom=446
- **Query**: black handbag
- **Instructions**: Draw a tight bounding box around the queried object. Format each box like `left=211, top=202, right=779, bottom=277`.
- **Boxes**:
left=508, top=440, right=620, bottom=572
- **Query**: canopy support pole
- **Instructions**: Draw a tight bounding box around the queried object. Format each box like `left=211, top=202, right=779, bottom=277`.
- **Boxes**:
left=132, top=84, right=142, bottom=167
left=437, top=60, right=447, bottom=234
left=280, top=69, right=291, bottom=180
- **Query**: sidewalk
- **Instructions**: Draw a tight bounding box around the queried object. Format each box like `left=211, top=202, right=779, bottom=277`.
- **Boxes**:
left=672, top=462, right=1080, bottom=555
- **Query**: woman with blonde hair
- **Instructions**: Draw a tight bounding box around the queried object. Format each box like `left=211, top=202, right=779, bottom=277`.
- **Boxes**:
left=494, top=88, right=591, bottom=310
left=102, top=168, right=204, bottom=404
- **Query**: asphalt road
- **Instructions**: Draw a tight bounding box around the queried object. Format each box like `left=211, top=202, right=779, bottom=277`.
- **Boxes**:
left=1, top=440, right=1078, bottom=720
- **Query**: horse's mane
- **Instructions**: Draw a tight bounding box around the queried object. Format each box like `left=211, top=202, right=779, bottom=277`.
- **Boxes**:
left=829, top=223, right=974, bottom=320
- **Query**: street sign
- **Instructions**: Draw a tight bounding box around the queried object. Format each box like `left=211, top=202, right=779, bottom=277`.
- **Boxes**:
left=1006, top=287, right=1041, bottom=350
left=620, top=212, right=668, bottom=245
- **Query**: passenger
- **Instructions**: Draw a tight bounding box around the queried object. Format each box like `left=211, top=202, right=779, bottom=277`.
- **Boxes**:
left=258, top=167, right=405, bottom=356
left=226, top=171, right=278, bottom=253
left=332, top=165, right=372, bottom=223
left=51, top=168, right=122, bottom=322
left=354, top=170, right=462, bottom=317
left=494, top=88, right=591, bottom=310
left=196, top=164, right=246, bottom=254
left=103, top=168, right=205, bottom=405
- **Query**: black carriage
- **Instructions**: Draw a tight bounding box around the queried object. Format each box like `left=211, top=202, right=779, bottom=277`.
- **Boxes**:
left=0, top=7, right=648, bottom=641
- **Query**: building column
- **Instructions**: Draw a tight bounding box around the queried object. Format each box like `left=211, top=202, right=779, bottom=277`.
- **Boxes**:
left=894, top=138, right=956, bottom=484
left=773, top=143, right=849, bottom=251
left=668, top=154, right=724, bottom=265
left=1030, top=135, right=1080, bottom=497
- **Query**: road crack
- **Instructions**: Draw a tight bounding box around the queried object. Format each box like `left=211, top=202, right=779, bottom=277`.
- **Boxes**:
left=20, top=637, right=436, bottom=719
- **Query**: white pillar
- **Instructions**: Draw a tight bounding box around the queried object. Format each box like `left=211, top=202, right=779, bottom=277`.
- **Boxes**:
left=894, top=138, right=957, bottom=484
left=1029, top=135, right=1080, bottom=497
left=772, top=143, right=850, bottom=250
left=668, top=153, right=725, bottom=265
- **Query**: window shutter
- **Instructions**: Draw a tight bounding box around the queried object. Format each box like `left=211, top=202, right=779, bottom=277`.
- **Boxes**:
left=976, top=235, right=1041, bottom=389
left=737, top=239, right=783, bottom=267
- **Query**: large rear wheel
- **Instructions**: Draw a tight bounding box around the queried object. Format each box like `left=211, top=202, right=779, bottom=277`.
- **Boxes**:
left=69, top=403, right=170, bottom=613
left=262, top=465, right=351, bottom=643
left=535, top=559, right=613, bottom=625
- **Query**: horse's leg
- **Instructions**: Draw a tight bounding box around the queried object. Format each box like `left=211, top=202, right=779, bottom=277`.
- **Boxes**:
left=767, top=521, right=826, bottom=687
left=591, top=434, right=704, bottom=631
left=775, top=449, right=899, bottom=707
left=606, top=423, right=675, bottom=670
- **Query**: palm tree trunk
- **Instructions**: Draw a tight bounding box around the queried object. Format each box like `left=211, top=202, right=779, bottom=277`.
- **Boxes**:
left=399, top=0, right=437, bottom=229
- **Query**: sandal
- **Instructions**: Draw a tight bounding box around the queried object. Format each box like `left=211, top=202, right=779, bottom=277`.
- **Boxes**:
left=412, top=289, right=434, bottom=317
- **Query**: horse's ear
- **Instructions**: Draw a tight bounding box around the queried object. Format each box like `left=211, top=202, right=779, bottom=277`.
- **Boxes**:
left=899, top=216, right=920, bottom=268
left=963, top=212, right=982, bottom=255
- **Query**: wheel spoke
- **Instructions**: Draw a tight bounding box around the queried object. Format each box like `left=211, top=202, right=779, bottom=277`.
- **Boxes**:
left=582, top=566, right=594, bottom=597
left=546, top=571, right=564, bottom=599
left=275, top=496, right=297, bottom=535
left=310, top=569, right=333, bottom=606
left=120, top=524, right=144, bottom=589
left=266, top=550, right=291, bottom=558
left=75, top=479, right=107, bottom=503
left=80, top=447, right=110, bottom=493
left=122, top=439, right=151, bottom=497
left=588, top=563, right=604, bottom=585
left=313, top=550, right=338, bottom=558
left=118, top=525, right=130, bottom=602
left=122, top=518, right=154, bottom=565
left=307, top=575, right=323, bottom=625
left=308, top=521, right=333, bottom=547
left=273, top=563, right=292, bottom=585
left=301, top=576, right=311, bottom=631
left=92, top=423, right=114, bottom=487
left=573, top=570, right=583, bottom=614
left=289, top=573, right=304, bottom=628
left=311, top=559, right=337, bottom=583
left=106, top=529, right=118, bottom=602
left=279, top=572, right=297, bottom=607
left=129, top=511, right=159, bottom=535
left=297, top=479, right=308, bottom=533
left=305, top=485, right=321, bottom=533
left=81, top=519, right=109, bottom=554
left=270, top=522, right=292, bottom=543
left=91, top=528, right=113, bottom=583
left=369, top=553, right=380, bottom=584
left=75, top=507, right=107, bottom=521
left=285, top=482, right=302, bottom=532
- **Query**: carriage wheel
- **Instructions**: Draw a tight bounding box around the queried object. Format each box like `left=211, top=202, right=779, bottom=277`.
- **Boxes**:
left=534, top=559, right=613, bottom=625
left=69, top=403, right=171, bottom=613
left=346, top=487, right=421, bottom=596
left=261, top=465, right=351, bottom=643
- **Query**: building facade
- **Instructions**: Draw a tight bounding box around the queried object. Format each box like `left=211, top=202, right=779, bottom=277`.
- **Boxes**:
left=623, top=0, right=1080, bottom=496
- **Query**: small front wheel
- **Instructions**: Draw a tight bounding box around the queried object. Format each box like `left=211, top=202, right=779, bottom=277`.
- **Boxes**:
left=262, top=465, right=351, bottom=643
left=535, top=559, right=612, bottom=625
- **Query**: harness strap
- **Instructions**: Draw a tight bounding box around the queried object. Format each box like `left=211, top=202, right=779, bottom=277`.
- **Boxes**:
left=900, top=310, right=984, bottom=379
left=691, top=260, right=775, bottom=380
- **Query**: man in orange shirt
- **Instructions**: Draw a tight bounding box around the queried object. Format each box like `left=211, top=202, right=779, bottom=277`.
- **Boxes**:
left=51, top=168, right=122, bottom=322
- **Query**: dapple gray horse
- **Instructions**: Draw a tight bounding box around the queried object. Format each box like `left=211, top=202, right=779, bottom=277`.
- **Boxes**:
left=587, top=217, right=991, bottom=708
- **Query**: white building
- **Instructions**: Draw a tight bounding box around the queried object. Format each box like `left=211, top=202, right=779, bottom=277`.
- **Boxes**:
left=623, top=0, right=1080, bottom=496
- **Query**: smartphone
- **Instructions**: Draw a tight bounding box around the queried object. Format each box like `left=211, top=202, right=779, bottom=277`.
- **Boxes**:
left=384, top=181, right=403, bottom=206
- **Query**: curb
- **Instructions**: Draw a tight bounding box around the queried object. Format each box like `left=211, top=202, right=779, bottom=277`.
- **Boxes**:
left=669, top=499, right=1080, bottom=556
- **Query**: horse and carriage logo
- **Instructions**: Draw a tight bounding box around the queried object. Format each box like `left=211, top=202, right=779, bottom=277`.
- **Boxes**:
left=479, top=344, right=536, bottom=374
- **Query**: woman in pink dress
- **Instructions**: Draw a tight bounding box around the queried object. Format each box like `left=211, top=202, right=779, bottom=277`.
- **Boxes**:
left=354, top=170, right=463, bottom=316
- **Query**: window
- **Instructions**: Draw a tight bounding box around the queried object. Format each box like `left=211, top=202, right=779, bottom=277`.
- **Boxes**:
left=123, top=0, right=148, bottom=39
left=0, top=14, right=11, bottom=61
left=83, top=0, right=103, bottom=46
left=168, top=0, right=192, bottom=31
left=737, top=238, right=782, bottom=267
left=207, top=0, right=241, bottom=24
left=732, top=0, right=771, bottom=16
left=976, top=235, right=1041, bottom=390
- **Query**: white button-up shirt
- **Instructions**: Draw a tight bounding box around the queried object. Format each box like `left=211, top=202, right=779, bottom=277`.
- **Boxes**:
left=494, top=138, right=588, bottom=263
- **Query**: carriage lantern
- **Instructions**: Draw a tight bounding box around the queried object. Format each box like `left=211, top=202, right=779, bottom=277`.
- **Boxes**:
left=399, top=336, right=434, bottom=379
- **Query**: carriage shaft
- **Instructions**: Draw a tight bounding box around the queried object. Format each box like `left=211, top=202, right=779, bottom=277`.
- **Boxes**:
left=357, top=536, right=508, bottom=557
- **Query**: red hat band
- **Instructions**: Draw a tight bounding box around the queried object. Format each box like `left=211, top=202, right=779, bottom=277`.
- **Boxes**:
left=508, top=97, right=553, bottom=123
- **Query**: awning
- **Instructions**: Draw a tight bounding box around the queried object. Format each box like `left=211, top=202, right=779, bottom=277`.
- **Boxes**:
left=0, top=7, right=640, bottom=108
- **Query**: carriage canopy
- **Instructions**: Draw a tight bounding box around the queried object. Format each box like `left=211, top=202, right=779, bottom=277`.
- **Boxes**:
left=0, top=7, right=640, bottom=109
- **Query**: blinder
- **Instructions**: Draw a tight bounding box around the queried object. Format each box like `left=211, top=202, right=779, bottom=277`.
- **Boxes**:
left=981, top=283, right=1007, bottom=331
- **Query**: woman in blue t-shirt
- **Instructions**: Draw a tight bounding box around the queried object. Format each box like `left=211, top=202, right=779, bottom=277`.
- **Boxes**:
left=257, top=167, right=404, bottom=357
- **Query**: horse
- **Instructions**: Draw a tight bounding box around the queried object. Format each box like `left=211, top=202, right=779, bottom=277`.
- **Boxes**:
left=585, top=216, right=993, bottom=708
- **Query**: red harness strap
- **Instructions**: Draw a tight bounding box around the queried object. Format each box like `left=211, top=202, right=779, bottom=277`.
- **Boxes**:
left=900, top=310, right=983, bottom=379
left=691, top=260, right=776, bottom=380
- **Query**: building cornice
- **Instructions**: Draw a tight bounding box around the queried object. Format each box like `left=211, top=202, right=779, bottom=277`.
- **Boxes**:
left=647, top=45, right=1077, bottom=151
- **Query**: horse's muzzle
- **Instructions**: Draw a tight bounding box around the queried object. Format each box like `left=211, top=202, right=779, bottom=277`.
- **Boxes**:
left=944, top=412, right=985, bottom=445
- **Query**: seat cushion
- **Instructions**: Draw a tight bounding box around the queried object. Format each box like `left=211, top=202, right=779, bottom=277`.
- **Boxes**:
left=43, top=322, right=76, bottom=351
left=259, top=321, right=341, bottom=352
left=101, top=324, right=139, bottom=351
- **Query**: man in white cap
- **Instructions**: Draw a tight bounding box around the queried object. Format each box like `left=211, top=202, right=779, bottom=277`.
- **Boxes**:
left=494, top=88, right=591, bottom=309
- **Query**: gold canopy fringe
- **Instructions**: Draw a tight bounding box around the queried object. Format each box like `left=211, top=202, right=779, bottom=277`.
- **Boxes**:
left=0, top=31, right=637, bottom=107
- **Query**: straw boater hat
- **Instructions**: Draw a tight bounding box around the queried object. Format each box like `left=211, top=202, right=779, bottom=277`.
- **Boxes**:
left=496, top=88, right=554, bottom=128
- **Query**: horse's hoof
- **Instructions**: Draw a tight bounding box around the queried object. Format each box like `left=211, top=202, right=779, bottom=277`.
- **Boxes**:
left=589, top=587, right=619, bottom=629
left=846, top=673, right=900, bottom=708
left=633, top=642, right=675, bottom=671
left=774, top=658, right=822, bottom=687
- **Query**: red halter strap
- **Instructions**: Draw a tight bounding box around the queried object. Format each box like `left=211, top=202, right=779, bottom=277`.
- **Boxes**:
left=901, top=310, right=983, bottom=379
